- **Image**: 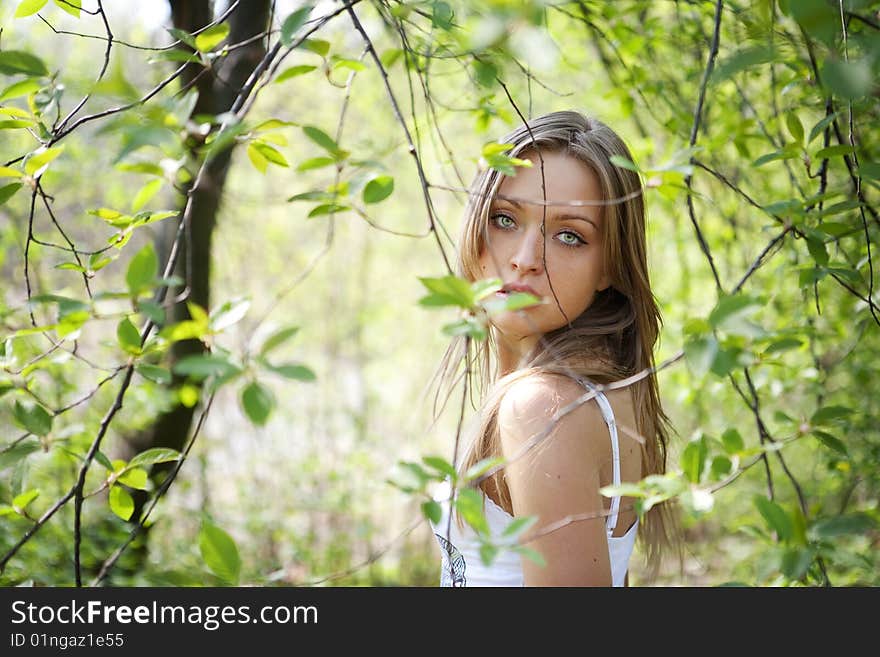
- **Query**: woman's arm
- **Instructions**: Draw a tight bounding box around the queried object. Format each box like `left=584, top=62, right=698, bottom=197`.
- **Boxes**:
left=498, top=374, right=612, bottom=586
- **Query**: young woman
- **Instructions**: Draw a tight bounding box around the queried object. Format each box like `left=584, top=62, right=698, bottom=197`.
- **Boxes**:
left=429, top=110, right=679, bottom=587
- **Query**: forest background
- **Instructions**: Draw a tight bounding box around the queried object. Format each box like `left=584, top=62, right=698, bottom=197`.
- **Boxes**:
left=0, top=0, right=877, bottom=587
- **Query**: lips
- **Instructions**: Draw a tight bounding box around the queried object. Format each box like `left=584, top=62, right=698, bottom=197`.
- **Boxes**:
left=500, top=282, right=541, bottom=297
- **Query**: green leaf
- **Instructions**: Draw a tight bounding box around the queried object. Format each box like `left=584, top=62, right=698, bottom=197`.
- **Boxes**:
left=108, top=486, right=134, bottom=521
left=812, top=430, right=847, bottom=456
left=441, top=317, right=487, bottom=342
left=609, top=154, right=641, bottom=172
left=785, top=112, right=803, bottom=145
left=516, top=546, right=546, bottom=567
left=0, top=50, right=49, bottom=76
left=680, top=436, right=707, bottom=484
left=300, top=38, right=330, bottom=57
left=764, top=337, right=803, bottom=354
left=754, top=496, right=792, bottom=542
left=432, top=1, right=454, bottom=30
left=13, top=400, right=53, bottom=437
left=721, top=428, right=744, bottom=454
left=14, top=0, right=49, bottom=19
left=199, top=521, right=241, bottom=584
left=814, top=145, right=855, bottom=160
left=131, top=179, right=162, bottom=212
left=710, top=455, right=733, bottom=480
left=711, top=45, right=776, bottom=83
left=126, top=242, right=158, bottom=294
left=247, top=143, right=268, bottom=173
left=296, top=156, right=336, bottom=172
left=808, top=112, right=840, bottom=144
left=302, top=126, right=346, bottom=159
left=275, top=65, right=317, bottom=83
left=858, top=161, right=880, bottom=181
left=194, top=23, right=229, bottom=52
left=752, top=145, right=799, bottom=167
left=501, top=515, right=537, bottom=538
left=781, top=547, right=813, bottom=581
left=173, top=354, right=242, bottom=380
left=250, top=141, right=289, bottom=168
left=209, top=298, right=250, bottom=332
left=24, top=145, right=65, bottom=177
left=481, top=291, right=543, bottom=315
left=307, top=203, right=349, bottom=218
left=116, top=317, right=142, bottom=354
left=135, top=364, right=172, bottom=385
left=821, top=58, right=874, bottom=100
left=0, top=78, right=41, bottom=102
left=380, top=48, right=403, bottom=68
left=479, top=543, right=499, bottom=566
left=167, top=27, right=197, bottom=49
left=0, top=119, right=35, bottom=130
left=331, top=57, right=367, bottom=72
left=463, top=456, right=504, bottom=482
left=422, top=456, right=457, bottom=479
left=263, top=362, right=316, bottom=381
left=473, top=59, right=497, bottom=87
left=148, top=48, right=201, bottom=64
left=13, top=489, right=39, bottom=510
left=684, top=334, right=718, bottom=378
left=241, top=381, right=274, bottom=426
left=455, top=488, right=489, bottom=535
left=709, top=294, right=762, bottom=330
left=806, top=235, right=828, bottom=266
left=0, top=183, right=23, bottom=205
left=362, top=175, right=394, bottom=204
left=0, top=440, right=40, bottom=472
left=421, top=500, right=442, bottom=524
left=418, top=275, right=474, bottom=308
left=117, top=467, right=148, bottom=490
left=810, top=405, right=852, bottom=425
left=129, top=447, right=181, bottom=468
left=259, top=326, right=300, bottom=357
left=280, top=6, right=313, bottom=46
left=53, top=0, right=81, bottom=18
left=809, top=513, right=875, bottom=539
left=94, top=451, right=113, bottom=471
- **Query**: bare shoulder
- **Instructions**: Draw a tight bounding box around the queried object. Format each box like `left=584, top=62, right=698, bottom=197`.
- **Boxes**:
left=497, top=373, right=609, bottom=456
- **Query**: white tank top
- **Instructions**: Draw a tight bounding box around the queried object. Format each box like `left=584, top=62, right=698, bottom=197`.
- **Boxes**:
left=430, top=377, right=638, bottom=587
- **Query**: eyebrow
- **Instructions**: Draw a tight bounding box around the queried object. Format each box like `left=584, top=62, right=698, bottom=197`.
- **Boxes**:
left=494, top=198, right=600, bottom=232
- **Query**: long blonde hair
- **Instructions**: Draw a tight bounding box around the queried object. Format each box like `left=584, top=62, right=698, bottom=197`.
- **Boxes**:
left=429, top=110, right=680, bottom=577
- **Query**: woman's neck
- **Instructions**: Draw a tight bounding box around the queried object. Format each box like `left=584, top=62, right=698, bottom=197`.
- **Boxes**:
left=496, top=333, right=540, bottom=376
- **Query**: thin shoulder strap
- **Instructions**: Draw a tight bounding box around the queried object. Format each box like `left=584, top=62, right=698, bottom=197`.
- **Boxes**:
left=577, top=377, right=621, bottom=537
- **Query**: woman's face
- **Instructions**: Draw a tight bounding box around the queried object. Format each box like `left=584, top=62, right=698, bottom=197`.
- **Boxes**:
left=477, top=149, right=610, bottom=346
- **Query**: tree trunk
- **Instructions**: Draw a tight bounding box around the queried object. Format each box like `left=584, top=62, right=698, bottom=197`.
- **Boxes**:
left=120, top=0, right=271, bottom=577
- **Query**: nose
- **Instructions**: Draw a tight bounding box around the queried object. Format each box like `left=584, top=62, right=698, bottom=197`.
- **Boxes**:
left=510, top=226, right=545, bottom=274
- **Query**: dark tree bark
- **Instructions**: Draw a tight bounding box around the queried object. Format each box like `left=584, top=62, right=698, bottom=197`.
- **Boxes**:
left=121, top=0, right=272, bottom=569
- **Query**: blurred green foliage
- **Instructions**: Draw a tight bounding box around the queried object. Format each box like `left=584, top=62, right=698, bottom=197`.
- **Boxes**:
left=0, top=0, right=878, bottom=587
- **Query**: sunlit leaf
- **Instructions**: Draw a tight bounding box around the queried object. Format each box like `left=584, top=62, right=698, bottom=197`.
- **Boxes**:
left=280, top=6, right=313, bottom=46
left=199, top=520, right=241, bottom=584
left=0, top=50, right=49, bottom=76
left=362, top=175, right=394, bottom=204
left=194, top=23, right=229, bottom=52
left=126, top=242, right=158, bottom=294
left=14, top=0, right=49, bottom=19
left=129, top=447, right=181, bottom=468
left=13, top=400, right=53, bottom=437
left=109, top=486, right=134, bottom=520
